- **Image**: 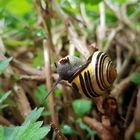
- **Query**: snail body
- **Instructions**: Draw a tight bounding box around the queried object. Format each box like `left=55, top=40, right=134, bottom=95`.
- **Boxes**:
left=44, top=50, right=117, bottom=101
left=68, top=51, right=117, bottom=98
left=57, top=50, right=117, bottom=98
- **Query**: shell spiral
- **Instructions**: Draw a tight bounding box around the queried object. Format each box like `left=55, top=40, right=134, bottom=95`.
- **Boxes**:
left=71, top=51, right=117, bottom=98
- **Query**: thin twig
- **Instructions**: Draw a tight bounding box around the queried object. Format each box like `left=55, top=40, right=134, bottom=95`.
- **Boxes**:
left=83, top=116, right=121, bottom=140
left=115, top=35, right=134, bottom=82
left=43, top=39, right=58, bottom=126
left=20, top=75, right=45, bottom=81
left=11, top=59, right=44, bottom=76
left=103, top=25, right=123, bottom=52
left=66, top=22, right=90, bottom=59
left=50, top=122, right=68, bottom=140
left=0, top=37, right=6, bottom=54
left=96, top=2, right=106, bottom=50
left=124, top=90, right=137, bottom=128
left=83, top=116, right=103, bottom=133
left=79, top=3, right=90, bottom=27
left=104, top=0, right=140, bottom=34
left=116, top=45, right=122, bottom=73
left=125, top=86, right=140, bottom=140
left=33, top=0, right=55, bottom=53
left=13, top=84, right=31, bottom=119
left=51, top=0, right=90, bottom=59
left=111, top=76, right=132, bottom=99
left=0, top=115, right=12, bottom=126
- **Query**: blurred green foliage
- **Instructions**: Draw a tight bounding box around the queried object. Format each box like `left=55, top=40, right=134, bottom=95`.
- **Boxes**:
left=76, top=118, right=96, bottom=137
left=72, top=99, right=92, bottom=117
left=0, top=0, right=140, bottom=139
left=61, top=124, right=78, bottom=135
left=35, top=84, right=48, bottom=105
left=130, top=73, right=140, bottom=84
left=135, top=132, right=140, bottom=140
left=0, top=90, right=11, bottom=104
left=0, top=108, right=51, bottom=140
left=0, top=57, right=12, bottom=75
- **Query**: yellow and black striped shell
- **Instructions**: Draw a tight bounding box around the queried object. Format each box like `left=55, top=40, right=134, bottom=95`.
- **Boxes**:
left=67, top=51, right=117, bottom=98
left=56, top=51, right=117, bottom=98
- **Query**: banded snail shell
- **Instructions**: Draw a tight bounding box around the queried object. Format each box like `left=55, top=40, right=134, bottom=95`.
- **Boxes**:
left=69, top=51, right=117, bottom=98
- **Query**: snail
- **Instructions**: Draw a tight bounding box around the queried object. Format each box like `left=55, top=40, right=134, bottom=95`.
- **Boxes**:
left=43, top=50, right=117, bottom=101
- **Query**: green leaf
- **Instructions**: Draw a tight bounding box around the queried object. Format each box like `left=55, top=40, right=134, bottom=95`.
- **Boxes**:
left=4, top=123, right=51, bottom=140
left=4, top=127, right=16, bottom=140
left=0, top=57, right=12, bottom=75
left=72, top=99, right=92, bottom=117
left=0, top=90, right=12, bottom=104
left=11, top=125, right=30, bottom=140
left=61, top=124, right=77, bottom=135
left=0, top=126, right=4, bottom=140
left=33, top=28, right=46, bottom=38
left=135, top=132, right=140, bottom=140
left=54, top=88, right=62, bottom=97
left=32, top=51, right=44, bottom=67
left=23, top=107, right=44, bottom=124
left=4, top=108, right=51, bottom=140
left=35, top=84, right=48, bottom=105
left=111, top=0, right=128, bottom=4
left=0, top=1, right=10, bottom=7
left=130, top=73, right=140, bottom=84
left=5, top=39, right=33, bottom=48
left=82, top=0, right=102, bottom=5
left=14, top=122, right=49, bottom=140
left=6, top=0, right=33, bottom=16
left=30, top=125, right=51, bottom=140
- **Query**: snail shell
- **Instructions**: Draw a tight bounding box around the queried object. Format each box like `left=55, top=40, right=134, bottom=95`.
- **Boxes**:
left=68, top=51, right=117, bottom=98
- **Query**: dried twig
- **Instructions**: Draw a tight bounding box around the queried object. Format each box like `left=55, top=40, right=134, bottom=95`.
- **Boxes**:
left=33, top=0, right=55, bottom=54
left=83, top=116, right=103, bottom=133
left=83, top=115, right=121, bottom=140
left=79, top=3, right=90, bottom=27
left=103, top=0, right=140, bottom=34
left=50, top=122, right=68, bottom=140
left=0, top=115, right=12, bottom=126
left=51, top=0, right=90, bottom=59
left=66, top=22, right=90, bottom=59
left=103, top=25, right=123, bottom=52
left=96, top=2, right=106, bottom=50
left=125, top=86, right=140, bottom=140
left=115, top=34, right=134, bottom=82
left=111, top=76, right=132, bottom=99
left=11, top=59, right=44, bottom=76
left=0, top=37, right=5, bottom=53
left=116, top=45, right=122, bottom=73
left=20, top=75, right=45, bottom=82
left=13, top=84, right=31, bottom=119
left=43, top=39, right=58, bottom=125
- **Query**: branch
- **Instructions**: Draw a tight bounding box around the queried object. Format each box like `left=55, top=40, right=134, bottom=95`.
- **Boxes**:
left=83, top=116, right=103, bottom=133
left=96, top=2, right=106, bottom=50
left=103, top=25, right=123, bottom=52
left=43, top=39, right=58, bottom=126
left=0, top=115, right=12, bottom=126
left=51, top=0, right=90, bottom=59
left=13, top=84, right=31, bottom=119
left=103, top=0, right=140, bottom=34
left=115, top=34, right=134, bottom=82
left=111, top=76, right=132, bottom=99
left=11, top=59, right=44, bottom=76
left=125, top=86, right=140, bottom=140
left=50, top=122, right=68, bottom=140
